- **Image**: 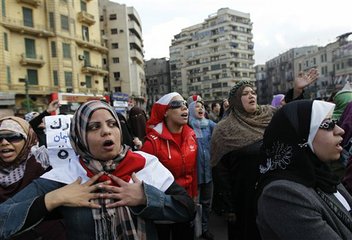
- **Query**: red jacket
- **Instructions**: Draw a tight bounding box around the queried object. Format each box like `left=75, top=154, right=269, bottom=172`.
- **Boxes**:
left=141, top=122, right=198, bottom=197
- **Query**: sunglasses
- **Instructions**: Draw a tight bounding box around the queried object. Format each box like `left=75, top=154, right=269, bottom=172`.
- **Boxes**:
left=319, top=119, right=337, bottom=131
left=0, top=132, right=25, bottom=143
left=168, top=100, right=188, bottom=109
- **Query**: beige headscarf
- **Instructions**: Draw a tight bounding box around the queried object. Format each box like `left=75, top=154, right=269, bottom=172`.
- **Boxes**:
left=211, top=81, right=276, bottom=166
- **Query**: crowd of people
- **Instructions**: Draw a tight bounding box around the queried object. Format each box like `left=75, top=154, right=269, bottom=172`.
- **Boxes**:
left=1, top=67, right=352, bottom=240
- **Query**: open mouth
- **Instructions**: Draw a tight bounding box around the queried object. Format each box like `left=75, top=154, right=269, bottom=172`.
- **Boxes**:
left=181, top=113, right=188, bottom=118
left=1, top=149, right=14, bottom=153
left=103, top=140, right=114, bottom=147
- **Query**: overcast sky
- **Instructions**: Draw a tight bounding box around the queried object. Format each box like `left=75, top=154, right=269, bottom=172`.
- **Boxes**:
left=111, top=0, right=351, bottom=65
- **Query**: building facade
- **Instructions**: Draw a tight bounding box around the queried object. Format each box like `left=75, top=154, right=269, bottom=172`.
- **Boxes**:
left=99, top=0, right=146, bottom=103
left=145, top=58, right=171, bottom=110
left=254, top=64, right=268, bottom=104
left=0, top=0, right=107, bottom=115
left=169, top=8, right=255, bottom=101
left=264, top=46, right=319, bottom=101
left=261, top=33, right=352, bottom=101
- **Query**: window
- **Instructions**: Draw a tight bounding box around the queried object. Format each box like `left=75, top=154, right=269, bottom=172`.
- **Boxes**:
left=113, top=72, right=120, bottom=80
left=85, top=75, right=92, bottom=88
left=80, top=0, right=87, bottom=12
left=114, top=87, right=121, bottom=92
left=112, top=57, right=119, bottom=63
left=25, top=38, right=36, bottom=58
left=109, top=14, right=117, bottom=20
left=53, top=70, right=58, bottom=86
left=4, top=32, right=8, bottom=51
left=82, top=25, right=89, bottom=41
left=51, top=41, right=57, bottom=57
left=49, top=12, right=55, bottom=31
left=83, top=50, right=90, bottom=66
left=6, top=66, right=11, bottom=84
left=60, top=15, right=69, bottom=31
left=2, top=0, right=6, bottom=17
left=111, top=28, right=118, bottom=34
left=111, top=43, right=119, bottom=49
left=100, top=15, right=104, bottom=21
left=23, top=7, right=33, bottom=27
left=27, top=69, right=38, bottom=85
left=62, top=43, right=71, bottom=58
left=64, top=71, right=73, bottom=87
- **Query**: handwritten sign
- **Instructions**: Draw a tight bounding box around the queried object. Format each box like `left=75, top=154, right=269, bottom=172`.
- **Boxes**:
left=45, top=115, right=78, bottom=168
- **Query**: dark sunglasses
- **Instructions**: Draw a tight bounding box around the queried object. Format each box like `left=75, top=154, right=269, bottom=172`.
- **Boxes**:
left=168, top=100, right=188, bottom=109
left=319, top=119, right=337, bottom=131
left=0, top=132, right=25, bottom=143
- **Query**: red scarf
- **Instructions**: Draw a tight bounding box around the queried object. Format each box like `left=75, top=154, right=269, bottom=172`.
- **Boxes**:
left=80, top=150, right=146, bottom=186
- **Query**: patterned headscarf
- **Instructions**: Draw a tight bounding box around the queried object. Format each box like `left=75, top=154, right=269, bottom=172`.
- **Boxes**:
left=70, top=100, right=124, bottom=164
left=0, top=117, right=49, bottom=198
left=211, top=81, right=276, bottom=166
left=0, top=117, right=37, bottom=169
left=258, top=100, right=339, bottom=194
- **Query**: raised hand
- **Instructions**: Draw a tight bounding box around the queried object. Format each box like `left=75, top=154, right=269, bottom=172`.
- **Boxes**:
left=47, top=99, right=60, bottom=113
left=295, top=68, right=319, bottom=90
left=98, top=173, right=147, bottom=208
left=44, top=172, right=109, bottom=211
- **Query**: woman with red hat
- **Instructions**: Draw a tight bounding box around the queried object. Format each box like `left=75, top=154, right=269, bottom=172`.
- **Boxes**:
left=142, top=92, right=198, bottom=240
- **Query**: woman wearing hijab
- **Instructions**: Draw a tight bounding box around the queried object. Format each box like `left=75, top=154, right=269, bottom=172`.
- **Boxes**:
left=0, top=100, right=195, bottom=240
left=141, top=92, right=198, bottom=240
left=0, top=116, right=66, bottom=239
left=211, top=80, right=274, bottom=240
left=188, top=99, right=216, bottom=240
left=211, top=68, right=318, bottom=240
left=257, top=100, right=352, bottom=239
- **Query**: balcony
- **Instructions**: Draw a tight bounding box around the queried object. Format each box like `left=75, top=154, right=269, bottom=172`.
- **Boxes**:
left=17, top=0, right=41, bottom=7
left=130, top=49, right=143, bottom=65
left=9, top=84, right=52, bottom=95
left=19, top=54, right=45, bottom=67
left=77, top=11, right=95, bottom=26
left=2, top=16, right=54, bottom=37
left=75, top=36, right=108, bottom=54
left=81, top=64, right=108, bottom=76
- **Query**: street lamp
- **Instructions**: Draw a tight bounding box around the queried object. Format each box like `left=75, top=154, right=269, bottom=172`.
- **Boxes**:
left=19, top=75, right=31, bottom=112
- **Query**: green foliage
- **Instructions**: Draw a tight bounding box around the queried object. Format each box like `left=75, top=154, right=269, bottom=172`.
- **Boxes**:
left=21, top=98, right=35, bottom=111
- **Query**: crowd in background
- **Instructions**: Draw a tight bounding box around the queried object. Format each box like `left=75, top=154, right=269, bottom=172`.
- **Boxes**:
left=1, top=67, right=352, bottom=239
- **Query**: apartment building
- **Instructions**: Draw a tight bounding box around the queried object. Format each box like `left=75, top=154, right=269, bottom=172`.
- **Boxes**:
left=145, top=58, right=171, bottom=109
left=254, top=64, right=268, bottom=104
left=169, top=8, right=255, bottom=101
left=99, top=0, right=146, bottom=102
left=0, top=0, right=107, bottom=115
left=262, top=33, right=352, bottom=100
left=265, top=46, right=319, bottom=101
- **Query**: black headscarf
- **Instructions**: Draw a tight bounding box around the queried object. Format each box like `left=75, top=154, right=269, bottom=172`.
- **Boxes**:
left=257, top=100, right=339, bottom=194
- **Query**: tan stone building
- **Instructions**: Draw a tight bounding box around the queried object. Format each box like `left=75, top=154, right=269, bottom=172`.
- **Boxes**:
left=99, top=0, right=146, bottom=103
left=169, top=8, right=255, bottom=101
left=0, top=0, right=107, bottom=115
